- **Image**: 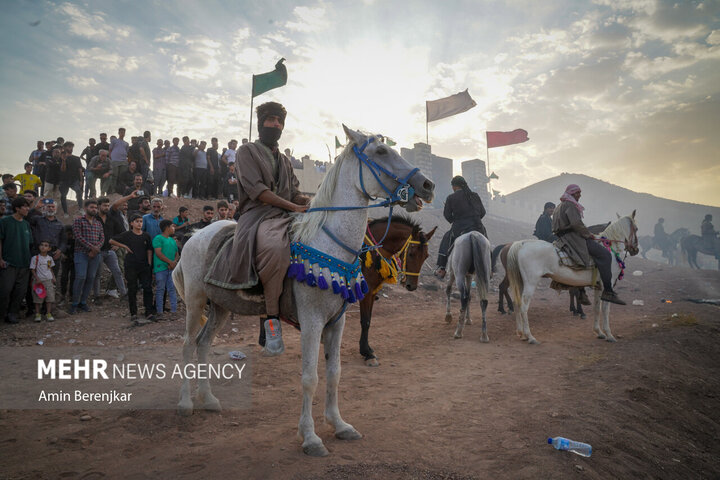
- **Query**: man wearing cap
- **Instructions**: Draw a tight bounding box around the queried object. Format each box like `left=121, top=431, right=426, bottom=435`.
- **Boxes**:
left=207, top=101, right=309, bottom=356
left=534, top=202, right=557, bottom=243
left=552, top=184, right=625, bottom=305
left=434, top=175, right=487, bottom=279
left=0, top=198, right=32, bottom=323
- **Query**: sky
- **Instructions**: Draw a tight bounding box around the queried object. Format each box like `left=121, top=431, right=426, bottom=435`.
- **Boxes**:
left=1, top=0, right=719, bottom=206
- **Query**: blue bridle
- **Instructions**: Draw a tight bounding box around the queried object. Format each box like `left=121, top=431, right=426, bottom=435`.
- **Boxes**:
left=304, top=137, right=420, bottom=256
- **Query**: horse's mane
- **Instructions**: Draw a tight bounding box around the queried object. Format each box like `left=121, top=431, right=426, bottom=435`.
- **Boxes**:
left=291, top=142, right=353, bottom=244
left=602, top=215, right=634, bottom=240
left=369, top=215, right=427, bottom=245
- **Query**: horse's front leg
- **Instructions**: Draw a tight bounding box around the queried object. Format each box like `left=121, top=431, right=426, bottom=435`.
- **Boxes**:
left=444, top=270, right=455, bottom=324
left=592, top=289, right=605, bottom=339
left=359, top=296, right=378, bottom=366
left=195, top=303, right=228, bottom=411
left=324, top=314, right=362, bottom=442
left=298, top=319, right=328, bottom=457
left=601, top=301, right=616, bottom=342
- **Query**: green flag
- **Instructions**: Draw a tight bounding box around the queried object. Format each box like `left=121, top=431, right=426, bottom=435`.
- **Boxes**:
left=335, top=136, right=343, bottom=149
left=489, top=171, right=499, bottom=180
left=386, top=137, right=397, bottom=147
left=252, top=58, right=287, bottom=97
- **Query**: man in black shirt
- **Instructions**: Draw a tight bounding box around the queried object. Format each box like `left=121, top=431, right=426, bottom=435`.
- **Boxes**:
left=178, top=136, right=195, bottom=198
left=110, top=213, right=155, bottom=323
left=435, top=176, right=487, bottom=279
left=43, top=147, right=62, bottom=201
left=533, top=202, right=557, bottom=243
left=93, top=133, right=110, bottom=157
left=59, top=142, right=84, bottom=217
left=181, top=205, right=214, bottom=246
left=206, top=137, right=220, bottom=199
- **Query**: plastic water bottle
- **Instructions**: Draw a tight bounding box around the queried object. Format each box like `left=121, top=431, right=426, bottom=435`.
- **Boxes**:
left=547, top=436, right=592, bottom=457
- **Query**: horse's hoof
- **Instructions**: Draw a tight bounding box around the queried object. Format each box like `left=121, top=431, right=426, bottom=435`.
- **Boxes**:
left=444, top=314, right=453, bottom=324
left=480, top=335, right=490, bottom=343
left=527, top=338, right=540, bottom=345
left=606, top=336, right=617, bottom=343
left=580, top=313, right=587, bottom=319
left=465, top=318, right=473, bottom=325
left=177, top=404, right=193, bottom=416
left=303, top=442, right=330, bottom=457
left=365, top=357, right=379, bottom=367
left=335, top=427, right=362, bottom=441
left=596, top=333, right=606, bottom=340
left=453, top=332, right=462, bottom=339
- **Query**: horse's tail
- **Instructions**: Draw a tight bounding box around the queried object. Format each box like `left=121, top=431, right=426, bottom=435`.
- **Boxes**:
left=471, top=233, right=491, bottom=300
left=172, top=259, right=185, bottom=302
left=506, top=241, right=525, bottom=306
left=491, top=243, right=506, bottom=273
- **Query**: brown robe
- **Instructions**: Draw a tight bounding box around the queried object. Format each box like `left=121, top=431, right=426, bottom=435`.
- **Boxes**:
left=206, top=141, right=303, bottom=292
left=552, top=200, right=593, bottom=267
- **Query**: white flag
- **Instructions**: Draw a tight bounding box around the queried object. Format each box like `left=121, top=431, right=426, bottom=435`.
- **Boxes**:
left=426, top=89, right=477, bottom=123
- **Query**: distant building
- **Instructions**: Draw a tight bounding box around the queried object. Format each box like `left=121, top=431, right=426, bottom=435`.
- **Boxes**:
left=293, top=156, right=330, bottom=194
left=461, top=159, right=491, bottom=209
left=401, top=143, right=452, bottom=208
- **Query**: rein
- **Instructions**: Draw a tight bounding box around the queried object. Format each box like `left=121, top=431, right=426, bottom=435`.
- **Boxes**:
left=363, top=225, right=423, bottom=281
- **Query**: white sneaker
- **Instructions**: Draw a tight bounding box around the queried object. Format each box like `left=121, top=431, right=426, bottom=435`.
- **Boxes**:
left=106, top=289, right=120, bottom=299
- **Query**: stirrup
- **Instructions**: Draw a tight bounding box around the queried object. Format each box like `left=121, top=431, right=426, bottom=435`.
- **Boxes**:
left=262, top=317, right=284, bottom=356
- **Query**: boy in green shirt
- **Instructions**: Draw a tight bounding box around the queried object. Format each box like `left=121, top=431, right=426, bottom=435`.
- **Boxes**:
left=152, top=220, right=178, bottom=318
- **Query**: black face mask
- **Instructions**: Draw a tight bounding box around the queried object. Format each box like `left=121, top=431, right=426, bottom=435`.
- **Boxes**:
left=259, top=126, right=282, bottom=148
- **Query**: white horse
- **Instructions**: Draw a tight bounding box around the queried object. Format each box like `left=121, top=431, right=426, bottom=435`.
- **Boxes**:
left=443, top=231, right=492, bottom=341
left=172, top=125, right=434, bottom=456
left=505, top=211, right=638, bottom=344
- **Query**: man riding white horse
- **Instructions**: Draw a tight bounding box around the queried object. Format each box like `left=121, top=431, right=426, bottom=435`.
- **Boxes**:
left=552, top=184, right=626, bottom=306
left=206, top=101, right=310, bottom=356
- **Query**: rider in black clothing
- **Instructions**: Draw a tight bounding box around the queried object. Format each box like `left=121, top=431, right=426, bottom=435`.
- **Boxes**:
left=434, top=176, right=487, bottom=279
left=534, top=202, right=557, bottom=243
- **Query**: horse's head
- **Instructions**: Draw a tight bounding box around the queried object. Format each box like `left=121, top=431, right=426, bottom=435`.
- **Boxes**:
left=343, top=125, right=435, bottom=210
left=621, top=210, right=639, bottom=256
left=399, top=225, right=437, bottom=291
left=603, top=210, right=639, bottom=255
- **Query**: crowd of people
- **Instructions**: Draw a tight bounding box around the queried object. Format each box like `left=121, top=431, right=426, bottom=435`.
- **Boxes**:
left=0, top=130, right=247, bottom=325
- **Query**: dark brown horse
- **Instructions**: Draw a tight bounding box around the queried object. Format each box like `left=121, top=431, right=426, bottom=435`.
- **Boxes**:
left=359, top=217, right=436, bottom=366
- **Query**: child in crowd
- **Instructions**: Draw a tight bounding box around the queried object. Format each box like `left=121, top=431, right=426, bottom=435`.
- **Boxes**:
left=30, top=240, right=56, bottom=322
left=152, top=220, right=178, bottom=318
left=110, top=213, right=155, bottom=324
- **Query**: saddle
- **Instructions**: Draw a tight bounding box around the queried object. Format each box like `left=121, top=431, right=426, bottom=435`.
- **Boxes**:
left=203, top=224, right=299, bottom=328
left=550, top=246, right=600, bottom=292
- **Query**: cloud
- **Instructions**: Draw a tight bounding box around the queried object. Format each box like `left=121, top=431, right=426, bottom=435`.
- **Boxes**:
left=285, top=6, right=328, bottom=33
left=67, top=76, right=99, bottom=88
left=58, top=2, right=129, bottom=40
left=67, top=48, right=139, bottom=72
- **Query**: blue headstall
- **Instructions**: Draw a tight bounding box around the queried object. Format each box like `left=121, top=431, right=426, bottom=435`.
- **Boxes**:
left=288, top=136, right=419, bottom=319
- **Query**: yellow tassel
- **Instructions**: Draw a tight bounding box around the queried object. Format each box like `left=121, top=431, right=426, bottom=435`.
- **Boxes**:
left=364, top=251, right=373, bottom=269
left=200, top=314, right=208, bottom=326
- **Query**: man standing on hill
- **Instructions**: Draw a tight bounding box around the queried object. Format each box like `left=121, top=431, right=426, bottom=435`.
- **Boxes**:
left=109, top=128, right=129, bottom=194
left=653, top=218, right=669, bottom=257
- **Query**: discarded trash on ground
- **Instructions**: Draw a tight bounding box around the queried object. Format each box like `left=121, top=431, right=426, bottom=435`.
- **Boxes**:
left=229, top=351, right=247, bottom=361
left=660, top=299, right=672, bottom=304
left=632, top=299, right=644, bottom=306
left=632, top=270, right=643, bottom=276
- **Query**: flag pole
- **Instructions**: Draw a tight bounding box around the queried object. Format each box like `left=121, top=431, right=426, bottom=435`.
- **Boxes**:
left=249, top=77, right=255, bottom=142
left=425, top=104, right=429, bottom=145
left=486, top=132, right=491, bottom=199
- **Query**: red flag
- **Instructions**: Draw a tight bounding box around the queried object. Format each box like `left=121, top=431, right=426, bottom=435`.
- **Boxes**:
left=486, top=129, right=529, bottom=148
